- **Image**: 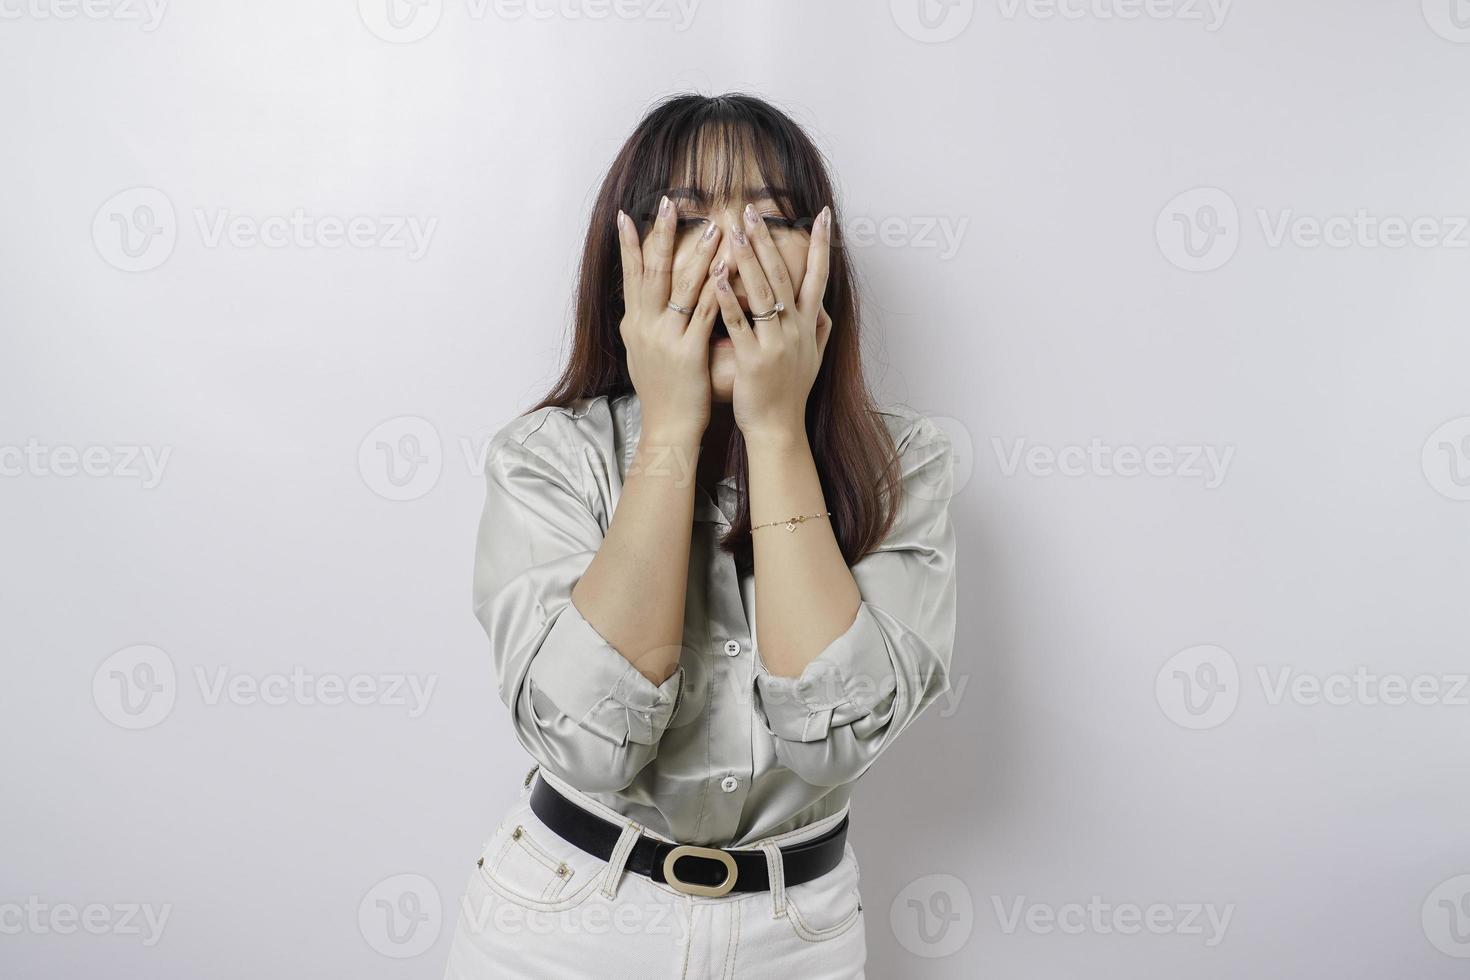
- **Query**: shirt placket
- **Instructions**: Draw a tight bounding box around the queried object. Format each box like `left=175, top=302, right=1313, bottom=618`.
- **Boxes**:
left=692, top=481, right=754, bottom=844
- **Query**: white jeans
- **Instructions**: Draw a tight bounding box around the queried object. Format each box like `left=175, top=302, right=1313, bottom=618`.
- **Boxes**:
left=442, top=769, right=867, bottom=979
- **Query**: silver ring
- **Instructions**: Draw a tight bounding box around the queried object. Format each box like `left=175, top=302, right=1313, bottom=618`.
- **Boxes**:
left=748, top=301, right=784, bottom=322
left=667, top=300, right=696, bottom=315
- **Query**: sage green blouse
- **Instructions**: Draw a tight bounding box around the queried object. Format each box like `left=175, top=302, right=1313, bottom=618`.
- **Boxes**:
left=472, top=392, right=957, bottom=847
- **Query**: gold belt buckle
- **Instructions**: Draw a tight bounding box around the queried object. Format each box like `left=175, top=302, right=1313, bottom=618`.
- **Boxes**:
left=662, top=844, right=738, bottom=897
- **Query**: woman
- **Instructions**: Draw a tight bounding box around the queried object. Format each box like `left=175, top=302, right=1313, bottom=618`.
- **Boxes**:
left=443, top=93, right=958, bottom=979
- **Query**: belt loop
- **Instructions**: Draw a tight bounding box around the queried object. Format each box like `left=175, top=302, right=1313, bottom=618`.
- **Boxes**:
left=758, top=841, right=787, bottom=918
left=600, top=821, right=642, bottom=899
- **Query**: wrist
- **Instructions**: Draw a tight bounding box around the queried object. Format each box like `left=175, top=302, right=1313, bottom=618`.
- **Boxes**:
left=741, top=422, right=808, bottom=453
left=640, top=425, right=705, bottom=449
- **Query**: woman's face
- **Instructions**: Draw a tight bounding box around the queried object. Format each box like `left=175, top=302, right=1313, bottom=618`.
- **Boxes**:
left=665, top=172, right=812, bottom=404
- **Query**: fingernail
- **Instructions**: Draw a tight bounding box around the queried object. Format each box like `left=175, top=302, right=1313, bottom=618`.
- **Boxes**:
left=744, top=203, right=758, bottom=225
left=732, top=221, right=747, bottom=245
left=821, top=206, right=831, bottom=229
left=702, top=220, right=718, bottom=241
left=616, top=210, right=626, bottom=229
left=660, top=195, right=670, bottom=216
left=712, top=258, right=726, bottom=277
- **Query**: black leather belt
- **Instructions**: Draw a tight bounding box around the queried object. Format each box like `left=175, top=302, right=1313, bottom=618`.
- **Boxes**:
left=528, top=769, right=849, bottom=897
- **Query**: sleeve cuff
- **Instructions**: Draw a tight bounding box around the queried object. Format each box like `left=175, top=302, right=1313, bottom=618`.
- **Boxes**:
left=752, top=602, right=898, bottom=743
left=526, top=598, right=684, bottom=747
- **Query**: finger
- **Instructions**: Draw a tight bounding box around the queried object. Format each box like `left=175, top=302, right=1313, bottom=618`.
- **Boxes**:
left=616, top=209, right=643, bottom=321
left=726, top=208, right=778, bottom=344
left=815, top=304, right=832, bottom=361
left=712, top=258, right=758, bottom=358
left=683, top=266, right=722, bottom=349
left=741, top=203, right=797, bottom=313
left=640, top=195, right=677, bottom=310
left=797, top=205, right=832, bottom=319
left=669, top=219, right=722, bottom=312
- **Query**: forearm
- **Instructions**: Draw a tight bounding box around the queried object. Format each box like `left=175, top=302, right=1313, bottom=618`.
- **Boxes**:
left=570, top=425, right=701, bottom=686
left=747, top=427, right=862, bottom=678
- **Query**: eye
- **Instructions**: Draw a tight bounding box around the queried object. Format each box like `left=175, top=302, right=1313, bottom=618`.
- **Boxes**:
left=676, top=217, right=710, bottom=231
left=761, top=214, right=801, bottom=231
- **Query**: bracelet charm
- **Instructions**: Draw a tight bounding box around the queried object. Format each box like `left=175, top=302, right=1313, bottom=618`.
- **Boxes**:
left=751, top=511, right=832, bottom=533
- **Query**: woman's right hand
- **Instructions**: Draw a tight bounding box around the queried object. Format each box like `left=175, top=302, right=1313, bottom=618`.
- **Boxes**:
left=616, top=195, right=723, bottom=441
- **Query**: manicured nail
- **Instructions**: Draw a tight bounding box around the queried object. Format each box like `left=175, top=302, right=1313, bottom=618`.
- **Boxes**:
left=660, top=195, right=670, bottom=216
left=744, top=203, right=758, bottom=225
left=712, top=258, right=726, bottom=277
left=820, top=206, right=831, bottom=229
left=730, top=213, right=747, bottom=245
left=702, top=220, right=718, bottom=241
left=616, top=210, right=626, bottom=229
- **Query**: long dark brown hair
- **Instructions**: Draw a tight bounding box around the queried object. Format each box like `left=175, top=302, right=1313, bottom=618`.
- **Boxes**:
left=528, top=92, right=903, bottom=574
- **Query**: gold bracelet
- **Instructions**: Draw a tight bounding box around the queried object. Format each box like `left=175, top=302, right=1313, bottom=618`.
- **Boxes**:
left=751, top=511, right=832, bottom=533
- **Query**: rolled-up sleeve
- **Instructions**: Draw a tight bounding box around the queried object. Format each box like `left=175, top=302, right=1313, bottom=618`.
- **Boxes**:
left=472, top=429, right=684, bottom=793
left=752, top=414, right=957, bottom=787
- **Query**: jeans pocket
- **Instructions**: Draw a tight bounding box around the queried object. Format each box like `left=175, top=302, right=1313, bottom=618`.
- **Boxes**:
left=783, top=841, right=864, bottom=942
left=474, top=800, right=601, bottom=913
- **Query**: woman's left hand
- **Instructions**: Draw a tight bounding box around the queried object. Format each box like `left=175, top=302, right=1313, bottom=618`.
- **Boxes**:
left=713, top=203, right=833, bottom=444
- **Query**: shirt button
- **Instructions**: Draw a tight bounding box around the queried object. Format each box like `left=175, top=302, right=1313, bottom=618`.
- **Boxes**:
left=723, top=640, right=741, bottom=657
left=720, top=775, right=739, bottom=793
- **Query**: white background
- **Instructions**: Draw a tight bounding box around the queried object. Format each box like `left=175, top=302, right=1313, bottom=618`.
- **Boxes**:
left=3, top=1, right=1469, bottom=977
